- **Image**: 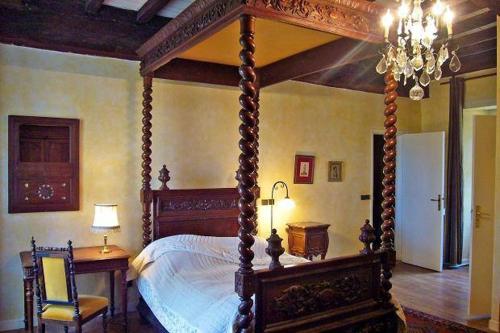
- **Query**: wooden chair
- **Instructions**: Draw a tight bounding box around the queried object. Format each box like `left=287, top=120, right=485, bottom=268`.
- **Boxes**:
left=31, top=238, right=108, bottom=333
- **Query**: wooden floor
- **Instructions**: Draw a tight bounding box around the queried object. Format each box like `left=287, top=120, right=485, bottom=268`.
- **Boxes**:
left=8, top=262, right=493, bottom=333
left=392, top=262, right=492, bottom=332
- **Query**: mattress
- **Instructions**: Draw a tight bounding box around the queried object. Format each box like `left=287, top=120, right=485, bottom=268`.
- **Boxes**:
left=129, top=234, right=307, bottom=333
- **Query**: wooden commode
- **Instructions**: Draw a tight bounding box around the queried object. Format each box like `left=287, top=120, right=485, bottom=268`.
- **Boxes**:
left=287, top=222, right=330, bottom=260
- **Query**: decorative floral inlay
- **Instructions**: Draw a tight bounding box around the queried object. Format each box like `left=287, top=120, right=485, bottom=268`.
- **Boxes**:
left=272, top=274, right=370, bottom=320
left=36, top=184, right=54, bottom=200
left=256, top=0, right=371, bottom=33
left=160, top=198, right=238, bottom=212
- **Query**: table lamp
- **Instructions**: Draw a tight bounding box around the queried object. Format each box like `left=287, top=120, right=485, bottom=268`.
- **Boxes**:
left=92, top=204, right=120, bottom=254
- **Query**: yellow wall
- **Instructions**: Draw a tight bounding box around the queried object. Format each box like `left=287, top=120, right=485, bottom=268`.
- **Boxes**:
left=421, top=75, right=497, bottom=133
left=0, top=44, right=421, bottom=326
left=491, top=17, right=500, bottom=332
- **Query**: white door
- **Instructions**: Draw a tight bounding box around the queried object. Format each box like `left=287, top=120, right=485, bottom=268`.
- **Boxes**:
left=396, top=132, right=446, bottom=272
left=469, top=115, right=496, bottom=317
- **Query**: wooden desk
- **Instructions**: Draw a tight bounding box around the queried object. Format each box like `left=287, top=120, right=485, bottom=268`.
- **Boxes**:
left=20, top=245, right=130, bottom=333
left=287, top=222, right=330, bottom=260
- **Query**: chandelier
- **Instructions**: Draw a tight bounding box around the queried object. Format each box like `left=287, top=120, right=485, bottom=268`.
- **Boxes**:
left=376, top=0, right=461, bottom=100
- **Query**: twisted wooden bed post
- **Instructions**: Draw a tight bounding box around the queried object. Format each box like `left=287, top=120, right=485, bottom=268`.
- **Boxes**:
left=235, top=14, right=257, bottom=333
left=141, top=72, right=154, bottom=248
left=380, top=69, right=398, bottom=304
left=252, top=89, right=260, bottom=235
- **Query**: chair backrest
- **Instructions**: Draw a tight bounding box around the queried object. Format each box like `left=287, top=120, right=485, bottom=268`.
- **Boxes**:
left=31, top=238, right=80, bottom=317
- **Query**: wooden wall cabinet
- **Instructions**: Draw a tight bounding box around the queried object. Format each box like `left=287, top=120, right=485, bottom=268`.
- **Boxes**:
left=8, top=116, right=80, bottom=213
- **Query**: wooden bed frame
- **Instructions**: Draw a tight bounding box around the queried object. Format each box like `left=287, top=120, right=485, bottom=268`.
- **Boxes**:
left=136, top=0, right=399, bottom=332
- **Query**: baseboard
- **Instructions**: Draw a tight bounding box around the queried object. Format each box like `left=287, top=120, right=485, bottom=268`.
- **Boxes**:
left=467, top=314, right=491, bottom=321
left=0, top=301, right=136, bottom=332
left=0, top=318, right=26, bottom=331
left=489, top=318, right=499, bottom=332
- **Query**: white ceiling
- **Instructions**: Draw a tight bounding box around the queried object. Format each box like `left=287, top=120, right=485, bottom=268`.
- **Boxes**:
left=103, top=0, right=195, bottom=18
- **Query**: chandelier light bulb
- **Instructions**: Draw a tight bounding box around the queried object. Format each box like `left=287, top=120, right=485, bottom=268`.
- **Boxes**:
left=411, top=0, right=423, bottom=21
left=382, top=9, right=394, bottom=40
left=432, top=0, right=445, bottom=16
left=443, top=6, right=454, bottom=35
left=398, top=1, right=410, bottom=18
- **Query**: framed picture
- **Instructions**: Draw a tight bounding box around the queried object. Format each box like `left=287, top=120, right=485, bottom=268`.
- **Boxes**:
left=328, top=161, right=343, bottom=182
left=294, top=155, right=315, bottom=184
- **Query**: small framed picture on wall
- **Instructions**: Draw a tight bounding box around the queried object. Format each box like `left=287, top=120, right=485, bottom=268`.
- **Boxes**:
left=328, top=161, right=343, bottom=182
left=294, top=155, right=315, bottom=184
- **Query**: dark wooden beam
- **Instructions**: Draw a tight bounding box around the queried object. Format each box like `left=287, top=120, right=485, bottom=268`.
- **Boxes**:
left=453, top=26, right=497, bottom=48
left=0, top=0, right=169, bottom=60
left=154, top=58, right=240, bottom=86
left=470, top=0, right=499, bottom=14
left=259, top=39, right=379, bottom=88
left=85, top=0, right=104, bottom=14
left=459, top=38, right=497, bottom=58
left=137, top=0, right=170, bottom=24
left=453, top=10, right=497, bottom=36
left=294, top=67, right=422, bottom=98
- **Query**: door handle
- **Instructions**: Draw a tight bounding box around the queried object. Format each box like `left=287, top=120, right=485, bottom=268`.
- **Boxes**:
left=474, top=205, right=491, bottom=227
left=430, top=194, right=442, bottom=211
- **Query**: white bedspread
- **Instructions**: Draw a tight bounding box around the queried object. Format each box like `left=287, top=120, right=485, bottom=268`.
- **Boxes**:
left=129, top=234, right=307, bottom=333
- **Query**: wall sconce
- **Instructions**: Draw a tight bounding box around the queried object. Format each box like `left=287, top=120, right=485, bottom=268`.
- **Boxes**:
left=262, top=181, right=295, bottom=270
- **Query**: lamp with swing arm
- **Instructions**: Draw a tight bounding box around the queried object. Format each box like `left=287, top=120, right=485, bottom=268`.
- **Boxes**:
left=262, top=181, right=295, bottom=269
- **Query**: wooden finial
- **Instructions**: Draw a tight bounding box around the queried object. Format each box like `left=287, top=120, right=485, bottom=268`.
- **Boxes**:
left=158, top=165, right=170, bottom=190
left=359, top=219, right=376, bottom=255
left=266, top=229, right=285, bottom=270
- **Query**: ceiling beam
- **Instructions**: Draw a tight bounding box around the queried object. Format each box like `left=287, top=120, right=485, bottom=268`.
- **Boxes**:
left=85, top=0, right=104, bottom=14
left=470, top=0, right=499, bottom=14
left=453, top=10, right=497, bottom=36
left=154, top=59, right=240, bottom=86
left=259, top=39, right=379, bottom=88
left=0, top=0, right=169, bottom=60
left=137, top=0, right=170, bottom=24
left=294, top=64, right=423, bottom=98
left=459, top=38, right=497, bottom=58
left=453, top=26, right=497, bottom=47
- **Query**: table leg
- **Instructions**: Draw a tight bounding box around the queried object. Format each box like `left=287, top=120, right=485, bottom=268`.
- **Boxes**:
left=24, top=278, right=34, bottom=333
left=109, top=271, right=115, bottom=317
left=121, top=269, right=128, bottom=331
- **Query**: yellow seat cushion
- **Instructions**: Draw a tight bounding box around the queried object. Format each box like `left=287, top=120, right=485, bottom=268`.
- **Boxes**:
left=42, top=295, right=108, bottom=321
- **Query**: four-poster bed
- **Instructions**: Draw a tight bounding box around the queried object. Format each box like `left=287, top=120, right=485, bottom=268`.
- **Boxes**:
left=133, top=0, right=399, bottom=331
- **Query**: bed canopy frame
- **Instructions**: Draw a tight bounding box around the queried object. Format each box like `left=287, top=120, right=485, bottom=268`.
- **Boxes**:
left=136, top=0, right=399, bottom=331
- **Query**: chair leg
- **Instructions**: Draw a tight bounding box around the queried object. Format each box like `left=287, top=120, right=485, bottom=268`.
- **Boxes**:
left=103, top=311, right=108, bottom=333
left=75, top=324, right=82, bottom=333
left=64, top=326, right=69, bottom=333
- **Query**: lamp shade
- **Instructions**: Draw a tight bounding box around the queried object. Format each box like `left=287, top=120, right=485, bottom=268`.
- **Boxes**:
left=92, top=204, right=120, bottom=231
left=278, top=197, right=295, bottom=210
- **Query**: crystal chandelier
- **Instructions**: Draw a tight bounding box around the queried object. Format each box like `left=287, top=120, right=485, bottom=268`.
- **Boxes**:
left=376, top=0, right=462, bottom=100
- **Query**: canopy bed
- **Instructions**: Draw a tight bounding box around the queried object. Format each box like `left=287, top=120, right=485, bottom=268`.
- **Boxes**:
left=133, top=0, right=400, bottom=331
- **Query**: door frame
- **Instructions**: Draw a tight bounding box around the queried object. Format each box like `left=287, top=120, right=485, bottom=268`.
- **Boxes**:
left=467, top=111, right=496, bottom=320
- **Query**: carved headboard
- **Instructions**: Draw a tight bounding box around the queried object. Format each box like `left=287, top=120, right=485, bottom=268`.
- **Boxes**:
left=152, top=188, right=240, bottom=240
